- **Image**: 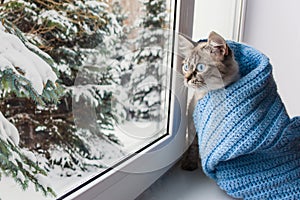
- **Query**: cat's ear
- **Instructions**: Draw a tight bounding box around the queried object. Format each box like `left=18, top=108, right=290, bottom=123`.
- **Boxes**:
left=208, top=31, right=228, bottom=60
left=178, top=34, right=197, bottom=58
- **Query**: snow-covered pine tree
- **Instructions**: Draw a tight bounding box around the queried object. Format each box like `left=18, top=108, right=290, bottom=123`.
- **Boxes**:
left=0, top=20, right=59, bottom=197
left=0, top=0, right=127, bottom=180
left=72, top=0, right=131, bottom=135
left=129, top=0, right=168, bottom=121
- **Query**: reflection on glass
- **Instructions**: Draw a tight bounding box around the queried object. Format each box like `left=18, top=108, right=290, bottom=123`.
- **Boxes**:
left=0, top=0, right=172, bottom=199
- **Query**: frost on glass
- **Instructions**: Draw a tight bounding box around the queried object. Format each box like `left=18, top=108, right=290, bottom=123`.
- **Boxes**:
left=0, top=0, right=171, bottom=199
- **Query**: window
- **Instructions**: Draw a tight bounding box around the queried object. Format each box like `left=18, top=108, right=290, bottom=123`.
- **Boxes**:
left=0, top=0, right=195, bottom=200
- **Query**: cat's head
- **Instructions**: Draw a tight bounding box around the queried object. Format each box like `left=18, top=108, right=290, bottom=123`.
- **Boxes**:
left=179, top=31, right=239, bottom=91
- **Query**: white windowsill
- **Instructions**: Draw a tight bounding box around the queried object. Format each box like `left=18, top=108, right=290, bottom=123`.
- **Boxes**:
left=136, top=162, right=236, bottom=200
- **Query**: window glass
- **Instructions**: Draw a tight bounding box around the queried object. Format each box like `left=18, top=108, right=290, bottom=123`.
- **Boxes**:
left=0, top=0, right=173, bottom=199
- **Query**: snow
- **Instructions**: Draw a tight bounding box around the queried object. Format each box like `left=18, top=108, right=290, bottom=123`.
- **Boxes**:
left=16, top=171, right=26, bottom=183
left=21, top=149, right=37, bottom=162
left=0, top=23, right=57, bottom=95
left=38, top=10, right=78, bottom=36
left=131, top=63, right=148, bottom=80
left=0, top=176, right=53, bottom=200
left=0, top=23, right=5, bottom=31
left=57, top=64, right=71, bottom=75
left=8, top=151, right=21, bottom=166
left=0, top=120, right=165, bottom=200
left=0, top=112, right=19, bottom=146
left=144, top=90, right=160, bottom=107
left=23, top=36, right=53, bottom=61
left=35, top=126, right=47, bottom=132
left=85, top=0, right=109, bottom=10
left=35, top=174, right=53, bottom=190
left=136, top=75, right=158, bottom=90
left=71, top=84, right=116, bottom=106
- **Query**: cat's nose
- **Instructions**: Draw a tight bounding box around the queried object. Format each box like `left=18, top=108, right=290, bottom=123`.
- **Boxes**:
left=185, top=71, right=195, bottom=81
left=185, top=73, right=192, bottom=81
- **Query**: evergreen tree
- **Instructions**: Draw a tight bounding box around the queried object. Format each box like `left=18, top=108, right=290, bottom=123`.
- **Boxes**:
left=0, top=20, right=58, bottom=197
left=129, top=0, right=168, bottom=121
left=0, top=0, right=127, bottom=193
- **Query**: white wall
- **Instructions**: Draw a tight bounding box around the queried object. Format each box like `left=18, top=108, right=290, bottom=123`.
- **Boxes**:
left=192, top=0, right=237, bottom=40
left=243, top=0, right=300, bottom=117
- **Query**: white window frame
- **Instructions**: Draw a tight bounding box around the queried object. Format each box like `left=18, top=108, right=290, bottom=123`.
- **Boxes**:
left=232, top=0, right=247, bottom=42
left=58, top=0, right=246, bottom=199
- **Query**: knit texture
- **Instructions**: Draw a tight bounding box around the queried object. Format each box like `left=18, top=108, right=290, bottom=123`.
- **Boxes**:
left=193, top=41, right=300, bottom=199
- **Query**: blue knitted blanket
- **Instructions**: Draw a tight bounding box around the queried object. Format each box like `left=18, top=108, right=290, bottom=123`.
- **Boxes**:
left=193, top=41, right=300, bottom=199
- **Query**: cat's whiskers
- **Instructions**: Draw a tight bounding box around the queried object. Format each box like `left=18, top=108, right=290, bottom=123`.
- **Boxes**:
left=178, top=81, right=188, bottom=94
left=174, top=72, right=189, bottom=93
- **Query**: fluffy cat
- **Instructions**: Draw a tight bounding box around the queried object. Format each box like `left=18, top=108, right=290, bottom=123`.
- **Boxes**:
left=179, top=31, right=240, bottom=170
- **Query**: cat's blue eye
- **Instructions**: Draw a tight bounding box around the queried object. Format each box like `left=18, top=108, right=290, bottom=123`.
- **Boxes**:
left=183, top=64, right=189, bottom=72
left=196, top=63, right=205, bottom=72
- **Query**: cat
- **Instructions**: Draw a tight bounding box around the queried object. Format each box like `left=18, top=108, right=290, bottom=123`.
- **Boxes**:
left=179, top=31, right=240, bottom=170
